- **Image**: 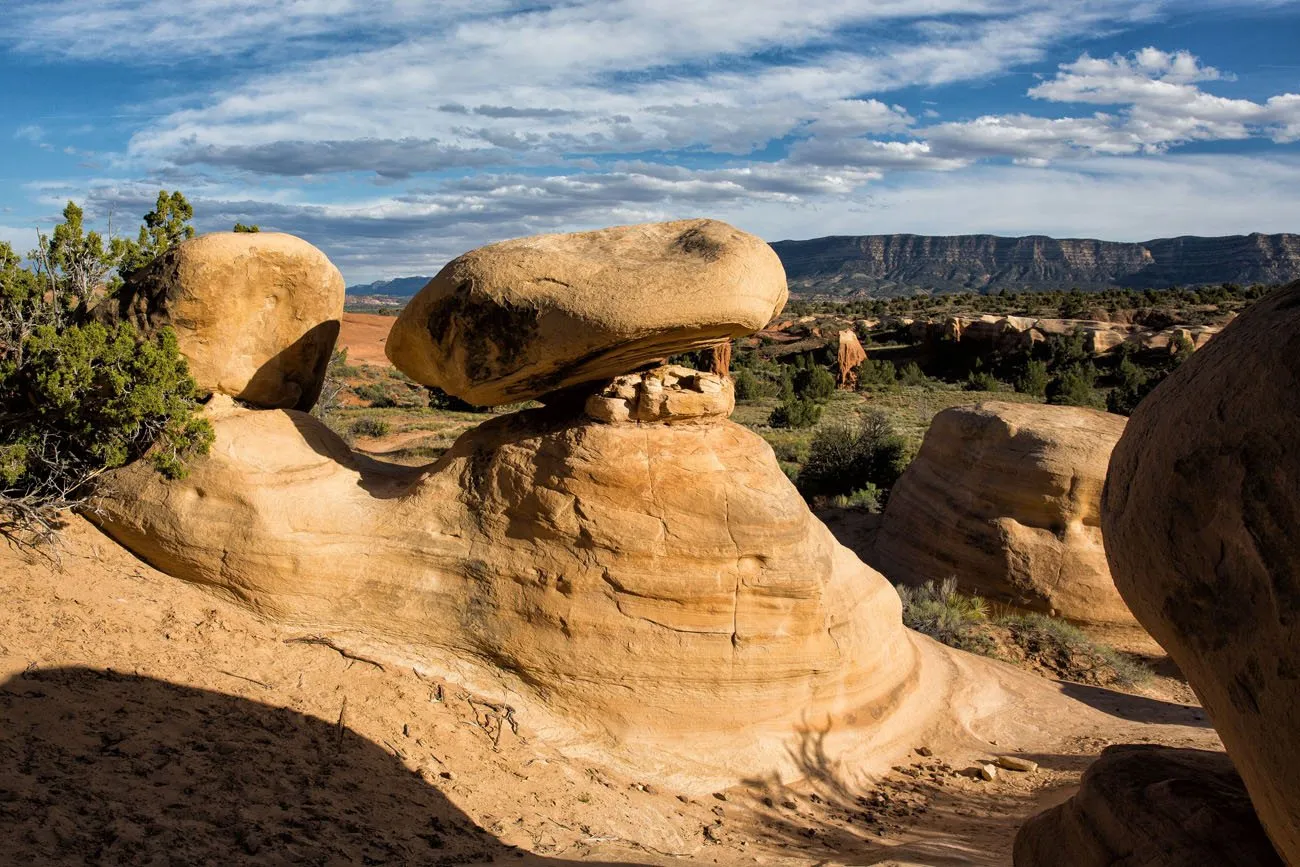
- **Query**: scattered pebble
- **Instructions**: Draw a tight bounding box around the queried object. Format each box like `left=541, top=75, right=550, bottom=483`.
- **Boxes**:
left=979, top=764, right=997, bottom=781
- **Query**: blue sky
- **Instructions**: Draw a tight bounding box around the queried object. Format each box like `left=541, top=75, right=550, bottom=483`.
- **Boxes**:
left=2, top=1, right=1298, bottom=283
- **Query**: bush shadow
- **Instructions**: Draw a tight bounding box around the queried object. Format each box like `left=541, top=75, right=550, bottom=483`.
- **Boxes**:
left=0, top=666, right=630, bottom=865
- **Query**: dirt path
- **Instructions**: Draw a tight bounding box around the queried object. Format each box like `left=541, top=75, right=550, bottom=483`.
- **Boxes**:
left=339, top=312, right=397, bottom=368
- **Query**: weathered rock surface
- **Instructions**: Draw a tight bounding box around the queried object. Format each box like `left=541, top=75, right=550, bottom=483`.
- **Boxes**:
left=384, top=219, right=787, bottom=406
left=836, top=329, right=867, bottom=388
left=1014, top=745, right=1283, bottom=867
left=584, top=365, right=733, bottom=424
left=873, top=401, right=1134, bottom=624
left=1102, top=280, right=1300, bottom=862
left=88, top=396, right=927, bottom=782
left=100, top=232, right=345, bottom=410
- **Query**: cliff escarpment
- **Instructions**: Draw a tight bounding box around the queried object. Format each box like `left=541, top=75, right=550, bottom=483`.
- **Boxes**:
left=771, top=232, right=1300, bottom=296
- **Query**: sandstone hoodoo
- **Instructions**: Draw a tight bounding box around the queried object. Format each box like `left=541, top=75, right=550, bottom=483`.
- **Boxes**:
left=384, top=219, right=787, bottom=406
left=836, top=328, right=867, bottom=388
left=873, top=401, right=1134, bottom=625
left=100, top=232, right=346, bottom=411
left=1014, top=745, right=1284, bottom=867
left=1103, top=280, right=1300, bottom=863
left=84, top=222, right=1107, bottom=789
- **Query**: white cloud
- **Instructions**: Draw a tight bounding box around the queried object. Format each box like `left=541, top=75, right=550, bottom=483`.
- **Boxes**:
left=5, top=3, right=1299, bottom=282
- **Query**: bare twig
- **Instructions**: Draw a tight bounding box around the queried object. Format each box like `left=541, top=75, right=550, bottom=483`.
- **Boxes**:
left=283, top=635, right=386, bottom=671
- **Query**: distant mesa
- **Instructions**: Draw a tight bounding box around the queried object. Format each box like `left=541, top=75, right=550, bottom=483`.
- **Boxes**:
left=348, top=231, right=1300, bottom=299
left=772, top=232, right=1300, bottom=296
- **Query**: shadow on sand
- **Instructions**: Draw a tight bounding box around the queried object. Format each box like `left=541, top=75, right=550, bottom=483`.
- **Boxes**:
left=0, top=666, right=633, bottom=866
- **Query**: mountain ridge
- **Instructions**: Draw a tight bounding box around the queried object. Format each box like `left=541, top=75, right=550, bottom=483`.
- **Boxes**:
left=346, top=231, right=1300, bottom=297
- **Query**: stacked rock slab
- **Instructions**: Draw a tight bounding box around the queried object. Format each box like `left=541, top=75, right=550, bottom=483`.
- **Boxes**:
left=873, top=401, right=1135, bottom=625
left=88, top=221, right=944, bottom=784
left=1014, top=745, right=1283, bottom=867
left=1102, top=281, right=1300, bottom=863
left=384, top=219, right=786, bottom=406
left=99, top=232, right=345, bottom=411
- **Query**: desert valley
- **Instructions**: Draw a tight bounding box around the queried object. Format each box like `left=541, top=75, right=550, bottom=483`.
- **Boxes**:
left=5, top=3, right=1300, bottom=864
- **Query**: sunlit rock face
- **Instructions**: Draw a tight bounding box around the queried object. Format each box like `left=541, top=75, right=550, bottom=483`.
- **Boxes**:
left=98, top=232, right=345, bottom=411
left=874, top=401, right=1135, bottom=626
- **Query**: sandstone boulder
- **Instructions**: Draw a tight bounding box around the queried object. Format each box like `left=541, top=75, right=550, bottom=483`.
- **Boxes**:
left=873, top=401, right=1133, bottom=624
left=101, top=232, right=345, bottom=410
left=1102, top=281, right=1300, bottom=861
left=584, top=365, right=733, bottom=424
left=1014, top=745, right=1282, bottom=867
left=384, top=220, right=787, bottom=406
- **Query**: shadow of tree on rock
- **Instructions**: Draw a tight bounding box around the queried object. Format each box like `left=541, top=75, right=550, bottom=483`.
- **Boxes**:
left=0, top=667, right=630, bottom=866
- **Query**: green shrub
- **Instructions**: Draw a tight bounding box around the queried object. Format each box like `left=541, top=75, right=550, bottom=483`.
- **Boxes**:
left=768, top=397, right=822, bottom=429
left=732, top=369, right=771, bottom=401
left=349, top=417, right=391, bottom=438
left=856, top=358, right=898, bottom=391
left=896, top=579, right=996, bottom=655
left=792, top=365, right=836, bottom=402
left=1000, top=614, right=1151, bottom=687
left=964, top=369, right=1002, bottom=392
left=830, top=484, right=882, bottom=512
left=352, top=382, right=398, bottom=407
left=1015, top=359, right=1050, bottom=397
left=1, top=194, right=212, bottom=547
left=1047, top=364, right=1100, bottom=407
left=897, top=362, right=930, bottom=387
left=795, top=411, right=912, bottom=500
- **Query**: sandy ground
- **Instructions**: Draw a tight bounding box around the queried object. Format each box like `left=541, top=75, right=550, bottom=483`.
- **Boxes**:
left=0, top=519, right=1221, bottom=866
left=339, top=313, right=397, bottom=368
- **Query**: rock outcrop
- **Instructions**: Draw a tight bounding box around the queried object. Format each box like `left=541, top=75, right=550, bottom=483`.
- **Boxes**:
left=1102, top=280, right=1300, bottom=862
left=836, top=329, right=867, bottom=388
left=873, top=401, right=1133, bottom=624
left=1014, top=745, right=1283, bottom=867
left=384, top=219, right=787, bottom=406
left=99, top=232, right=345, bottom=410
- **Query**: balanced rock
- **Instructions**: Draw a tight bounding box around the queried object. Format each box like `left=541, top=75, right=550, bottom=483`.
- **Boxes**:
left=101, top=232, right=345, bottom=410
left=1014, top=745, right=1283, bottom=867
left=584, top=365, right=734, bottom=424
left=384, top=220, right=787, bottom=406
left=1102, top=281, right=1300, bottom=861
left=873, top=401, right=1134, bottom=624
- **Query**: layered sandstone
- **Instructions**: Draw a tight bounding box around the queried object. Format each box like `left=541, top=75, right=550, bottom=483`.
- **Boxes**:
left=874, top=401, right=1133, bottom=624
left=90, top=395, right=921, bottom=779
left=99, top=232, right=345, bottom=410
left=1103, top=281, right=1300, bottom=862
left=385, top=219, right=787, bottom=406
